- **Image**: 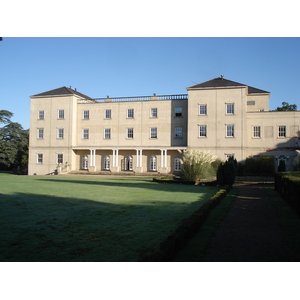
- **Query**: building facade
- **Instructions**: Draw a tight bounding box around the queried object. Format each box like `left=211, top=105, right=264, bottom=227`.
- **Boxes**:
left=28, top=77, right=300, bottom=175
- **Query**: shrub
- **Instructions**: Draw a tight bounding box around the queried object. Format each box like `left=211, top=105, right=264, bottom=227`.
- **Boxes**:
left=275, top=172, right=300, bottom=216
left=180, top=150, right=218, bottom=182
left=245, top=156, right=275, bottom=175
left=217, top=157, right=237, bottom=186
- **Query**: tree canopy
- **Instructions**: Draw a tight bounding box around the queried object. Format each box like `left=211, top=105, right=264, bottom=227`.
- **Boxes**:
left=0, top=110, right=28, bottom=171
left=275, top=101, right=297, bottom=111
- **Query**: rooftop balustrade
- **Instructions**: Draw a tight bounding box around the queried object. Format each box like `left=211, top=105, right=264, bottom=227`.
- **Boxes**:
left=93, top=94, right=188, bottom=103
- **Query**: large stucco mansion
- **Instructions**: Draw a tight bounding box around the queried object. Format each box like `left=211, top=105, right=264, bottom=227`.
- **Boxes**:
left=28, top=76, right=300, bottom=175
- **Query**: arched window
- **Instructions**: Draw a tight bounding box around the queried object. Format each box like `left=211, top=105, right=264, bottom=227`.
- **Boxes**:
left=104, top=155, right=110, bottom=170
left=150, top=155, right=157, bottom=171
left=174, top=156, right=182, bottom=171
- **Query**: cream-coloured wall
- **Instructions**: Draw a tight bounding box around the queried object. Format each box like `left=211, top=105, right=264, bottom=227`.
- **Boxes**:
left=28, top=95, right=77, bottom=175
left=187, top=87, right=248, bottom=162
left=246, top=94, right=270, bottom=112
left=246, top=111, right=300, bottom=155
left=76, top=99, right=187, bottom=148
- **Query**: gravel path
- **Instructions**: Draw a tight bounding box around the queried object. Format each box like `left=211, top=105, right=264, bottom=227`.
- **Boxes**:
left=175, top=182, right=292, bottom=262
left=201, top=182, right=291, bottom=262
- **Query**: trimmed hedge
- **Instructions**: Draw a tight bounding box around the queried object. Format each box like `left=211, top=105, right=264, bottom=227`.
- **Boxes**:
left=274, top=172, right=300, bottom=216
left=139, top=185, right=232, bottom=261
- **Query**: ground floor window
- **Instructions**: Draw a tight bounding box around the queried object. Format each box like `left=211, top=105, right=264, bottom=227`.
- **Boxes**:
left=82, top=155, right=88, bottom=169
left=37, top=153, right=43, bottom=164
left=174, top=156, right=182, bottom=171
left=104, top=155, right=110, bottom=170
left=57, top=153, right=63, bottom=164
left=150, top=155, right=157, bottom=171
left=125, top=155, right=133, bottom=171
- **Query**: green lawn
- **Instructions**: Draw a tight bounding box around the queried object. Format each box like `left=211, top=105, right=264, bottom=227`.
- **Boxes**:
left=0, top=173, right=218, bottom=261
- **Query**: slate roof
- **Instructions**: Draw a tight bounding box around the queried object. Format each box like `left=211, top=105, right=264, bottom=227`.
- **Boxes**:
left=31, top=86, right=94, bottom=100
left=187, top=77, right=269, bottom=94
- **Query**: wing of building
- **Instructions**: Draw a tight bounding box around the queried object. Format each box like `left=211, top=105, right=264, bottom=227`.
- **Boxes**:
left=28, top=77, right=300, bottom=175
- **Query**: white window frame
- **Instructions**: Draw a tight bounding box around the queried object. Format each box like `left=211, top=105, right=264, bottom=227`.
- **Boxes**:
left=37, top=128, right=44, bottom=139
left=38, top=110, right=44, bottom=120
left=105, top=109, right=111, bottom=119
left=226, top=124, right=235, bottom=137
left=150, top=127, right=157, bottom=139
left=150, top=108, right=158, bottom=118
left=127, top=109, right=134, bottom=119
left=150, top=155, right=157, bottom=171
left=104, top=155, right=110, bottom=170
left=58, top=109, right=64, bottom=119
left=57, top=128, right=64, bottom=139
left=226, top=103, right=234, bottom=115
left=199, top=125, right=207, bottom=137
left=278, top=126, right=286, bottom=138
left=175, top=127, right=183, bottom=138
left=252, top=126, right=261, bottom=138
left=57, top=153, right=63, bottom=164
left=104, top=128, right=111, bottom=139
left=82, top=129, right=89, bottom=139
left=174, top=156, right=182, bottom=171
left=175, top=107, right=183, bottom=117
left=83, top=110, right=89, bottom=120
left=127, top=128, right=134, bottom=139
left=199, top=104, right=207, bottom=115
left=37, top=153, right=43, bottom=164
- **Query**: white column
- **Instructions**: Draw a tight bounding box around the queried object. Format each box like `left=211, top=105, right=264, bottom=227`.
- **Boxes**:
left=90, top=149, right=93, bottom=167
left=160, top=149, right=164, bottom=168
left=164, top=149, right=167, bottom=168
left=140, top=149, right=143, bottom=168
left=136, top=149, right=139, bottom=167
left=116, top=149, right=119, bottom=167
left=93, top=150, right=96, bottom=167
left=112, top=149, right=115, bottom=167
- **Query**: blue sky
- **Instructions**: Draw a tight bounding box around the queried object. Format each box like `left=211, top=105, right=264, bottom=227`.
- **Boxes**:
left=1, top=37, right=300, bottom=129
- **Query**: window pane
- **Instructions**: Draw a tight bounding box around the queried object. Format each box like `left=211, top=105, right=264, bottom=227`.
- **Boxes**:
left=57, top=154, right=63, bottom=164
left=58, top=110, right=64, bottom=119
left=253, top=126, right=261, bottom=138
left=37, top=153, right=43, bottom=164
left=175, top=127, right=182, bottom=138
left=199, top=104, right=207, bottom=115
left=150, top=156, right=157, bottom=171
left=150, top=108, right=157, bottom=118
left=127, top=109, right=134, bottom=118
left=226, top=125, right=234, bottom=137
left=174, top=157, right=182, bottom=171
left=104, top=156, right=110, bottom=170
left=127, top=128, right=133, bottom=139
left=226, top=104, right=234, bottom=114
left=105, top=109, right=111, bottom=119
left=104, top=128, right=111, bottom=139
left=278, top=126, right=286, bottom=137
left=38, top=128, right=44, bottom=139
left=175, top=107, right=182, bottom=117
left=57, top=128, right=64, bottom=139
left=150, top=128, right=157, bottom=138
left=83, top=129, right=89, bottom=139
left=199, top=125, right=207, bottom=137
left=83, top=110, right=89, bottom=119
left=38, top=111, right=44, bottom=119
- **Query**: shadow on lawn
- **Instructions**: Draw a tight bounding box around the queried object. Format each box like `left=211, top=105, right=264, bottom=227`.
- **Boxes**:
left=0, top=187, right=212, bottom=262
left=37, top=177, right=206, bottom=194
